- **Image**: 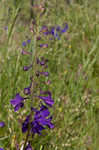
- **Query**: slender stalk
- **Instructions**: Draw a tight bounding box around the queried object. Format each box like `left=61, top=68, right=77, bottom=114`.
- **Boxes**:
left=7, top=7, right=20, bottom=45
left=23, top=125, right=30, bottom=150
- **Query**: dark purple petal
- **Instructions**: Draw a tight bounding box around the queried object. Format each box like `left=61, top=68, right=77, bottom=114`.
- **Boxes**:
left=14, top=103, right=24, bottom=112
left=36, top=116, right=54, bottom=129
left=40, top=72, right=49, bottom=76
left=22, top=115, right=30, bottom=133
left=25, top=143, right=32, bottom=150
left=22, top=41, right=26, bottom=47
left=38, top=96, right=54, bottom=107
left=0, top=122, right=5, bottom=128
left=10, top=93, right=24, bottom=106
left=31, top=121, right=45, bottom=135
left=10, top=93, right=25, bottom=112
left=51, top=27, right=55, bottom=35
left=34, top=105, right=50, bottom=119
left=23, top=65, right=32, bottom=71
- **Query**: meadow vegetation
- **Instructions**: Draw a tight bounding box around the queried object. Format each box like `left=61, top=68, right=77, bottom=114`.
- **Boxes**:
left=0, top=0, right=99, bottom=149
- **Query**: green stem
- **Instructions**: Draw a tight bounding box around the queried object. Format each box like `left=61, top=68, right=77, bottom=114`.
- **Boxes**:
left=7, top=8, right=20, bottom=45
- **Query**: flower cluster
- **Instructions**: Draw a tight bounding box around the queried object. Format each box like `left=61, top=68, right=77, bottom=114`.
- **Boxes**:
left=40, top=23, right=68, bottom=40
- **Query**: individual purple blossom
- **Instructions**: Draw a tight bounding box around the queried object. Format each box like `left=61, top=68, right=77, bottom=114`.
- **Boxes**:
left=37, top=116, right=54, bottom=129
left=40, top=71, right=49, bottom=76
left=34, top=105, right=50, bottom=118
left=37, top=95, right=54, bottom=107
left=40, top=26, right=48, bottom=33
left=0, top=122, right=5, bottom=128
left=22, top=41, right=26, bottom=47
left=51, top=27, right=55, bottom=36
left=36, top=57, right=48, bottom=66
left=10, top=93, right=25, bottom=112
left=23, top=64, right=32, bottom=71
left=24, top=87, right=31, bottom=95
left=27, top=39, right=31, bottom=44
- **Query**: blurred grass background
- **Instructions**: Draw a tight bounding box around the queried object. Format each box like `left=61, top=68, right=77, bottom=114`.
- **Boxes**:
left=0, top=0, right=99, bottom=149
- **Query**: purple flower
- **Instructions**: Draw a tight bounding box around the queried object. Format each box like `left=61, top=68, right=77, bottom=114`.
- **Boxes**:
left=22, top=115, right=30, bottom=133
left=36, top=57, right=48, bottom=66
left=0, top=122, right=5, bottom=128
left=40, top=71, right=49, bottom=76
left=25, top=143, right=32, bottom=150
left=31, top=121, right=45, bottom=135
left=22, top=104, right=54, bottom=135
left=24, top=87, right=31, bottom=95
left=21, top=50, right=32, bottom=56
left=31, top=105, right=54, bottom=134
left=0, top=148, right=4, bottom=150
left=10, top=93, right=25, bottom=112
left=34, top=105, right=50, bottom=118
left=27, top=39, right=31, bottom=44
left=37, top=116, right=54, bottom=129
left=22, top=41, right=26, bottom=47
left=23, top=64, right=32, bottom=71
left=51, top=27, right=55, bottom=36
left=40, top=26, right=48, bottom=33
left=33, top=105, right=54, bottom=128
left=61, top=23, right=68, bottom=33
left=37, top=94, right=54, bottom=107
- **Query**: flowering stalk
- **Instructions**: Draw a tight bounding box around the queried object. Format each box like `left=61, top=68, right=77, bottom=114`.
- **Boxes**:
left=10, top=2, right=68, bottom=149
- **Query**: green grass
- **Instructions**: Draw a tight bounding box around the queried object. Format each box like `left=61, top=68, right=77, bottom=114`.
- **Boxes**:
left=0, top=0, right=99, bottom=149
